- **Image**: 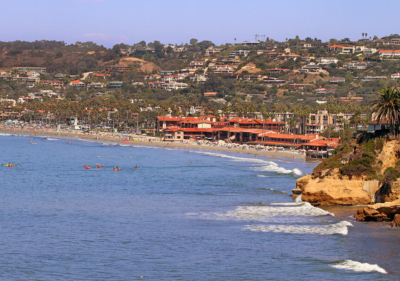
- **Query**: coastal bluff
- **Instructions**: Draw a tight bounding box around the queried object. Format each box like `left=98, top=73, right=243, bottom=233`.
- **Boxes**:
left=292, top=138, right=400, bottom=224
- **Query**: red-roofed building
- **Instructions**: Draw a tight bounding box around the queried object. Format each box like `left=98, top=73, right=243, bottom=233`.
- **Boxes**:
left=328, top=45, right=344, bottom=52
left=204, top=92, right=217, bottom=97
left=70, top=80, right=85, bottom=88
left=379, top=50, right=400, bottom=59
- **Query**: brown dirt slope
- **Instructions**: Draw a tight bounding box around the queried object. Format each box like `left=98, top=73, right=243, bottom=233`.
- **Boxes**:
left=119, top=58, right=161, bottom=74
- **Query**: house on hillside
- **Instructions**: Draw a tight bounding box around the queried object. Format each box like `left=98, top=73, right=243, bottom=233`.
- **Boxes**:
left=299, top=64, right=322, bottom=73
left=390, top=38, right=400, bottom=45
left=189, top=61, right=205, bottom=68
left=317, top=57, right=339, bottom=65
left=328, top=77, right=346, bottom=84
left=107, top=64, right=130, bottom=72
left=70, top=80, right=85, bottom=88
left=55, top=73, right=65, bottom=79
left=205, top=47, right=222, bottom=56
left=391, top=73, right=400, bottom=79
left=107, top=81, right=123, bottom=89
left=87, top=82, right=106, bottom=90
left=379, top=50, right=400, bottom=59
left=42, top=80, right=64, bottom=89
left=26, top=71, right=40, bottom=78
left=17, top=67, right=46, bottom=74
left=288, top=84, right=314, bottom=90
left=343, top=61, right=368, bottom=70
left=328, top=45, right=344, bottom=52
left=162, top=81, right=188, bottom=91
left=298, top=42, right=312, bottom=48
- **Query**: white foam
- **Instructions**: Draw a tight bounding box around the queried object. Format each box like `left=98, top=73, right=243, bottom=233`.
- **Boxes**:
left=47, top=138, right=59, bottom=141
left=195, top=151, right=302, bottom=175
left=293, top=168, right=302, bottom=175
left=245, top=221, right=353, bottom=236
left=257, top=175, right=269, bottom=177
left=331, top=260, right=387, bottom=274
left=295, top=194, right=303, bottom=203
left=215, top=203, right=333, bottom=221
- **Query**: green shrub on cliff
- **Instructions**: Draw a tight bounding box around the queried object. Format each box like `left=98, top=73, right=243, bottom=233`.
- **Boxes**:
left=340, top=153, right=376, bottom=178
left=313, top=142, right=353, bottom=173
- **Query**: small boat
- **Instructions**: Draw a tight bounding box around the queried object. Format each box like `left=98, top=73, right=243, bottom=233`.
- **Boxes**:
left=86, top=166, right=91, bottom=170
left=113, top=167, right=121, bottom=171
left=96, top=165, right=104, bottom=168
left=83, top=164, right=88, bottom=167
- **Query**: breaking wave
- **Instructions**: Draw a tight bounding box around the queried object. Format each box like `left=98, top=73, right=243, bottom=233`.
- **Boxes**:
left=245, top=221, right=353, bottom=236
left=195, top=151, right=302, bottom=175
left=215, top=203, right=333, bottom=221
left=331, top=260, right=387, bottom=274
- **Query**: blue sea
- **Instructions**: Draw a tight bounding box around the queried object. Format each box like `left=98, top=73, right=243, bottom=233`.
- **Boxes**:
left=0, top=134, right=398, bottom=280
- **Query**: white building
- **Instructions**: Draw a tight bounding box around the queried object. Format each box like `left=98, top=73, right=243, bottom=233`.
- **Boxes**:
left=162, top=82, right=188, bottom=91
left=317, top=57, right=339, bottom=65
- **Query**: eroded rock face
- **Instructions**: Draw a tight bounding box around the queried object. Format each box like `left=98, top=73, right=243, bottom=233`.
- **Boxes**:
left=379, top=180, right=400, bottom=203
left=375, top=140, right=400, bottom=173
left=294, top=170, right=380, bottom=206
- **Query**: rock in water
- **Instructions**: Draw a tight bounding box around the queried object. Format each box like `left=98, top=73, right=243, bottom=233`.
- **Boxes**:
left=355, top=199, right=400, bottom=222
left=390, top=214, right=400, bottom=227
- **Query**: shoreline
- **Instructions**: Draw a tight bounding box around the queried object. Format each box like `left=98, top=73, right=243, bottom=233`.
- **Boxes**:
left=0, top=127, right=306, bottom=160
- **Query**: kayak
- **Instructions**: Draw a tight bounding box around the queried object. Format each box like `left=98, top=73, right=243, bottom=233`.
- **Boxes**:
left=113, top=168, right=121, bottom=171
left=86, top=167, right=91, bottom=170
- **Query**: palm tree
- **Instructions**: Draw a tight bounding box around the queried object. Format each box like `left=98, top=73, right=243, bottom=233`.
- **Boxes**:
left=362, top=33, right=365, bottom=39
left=371, top=87, right=400, bottom=135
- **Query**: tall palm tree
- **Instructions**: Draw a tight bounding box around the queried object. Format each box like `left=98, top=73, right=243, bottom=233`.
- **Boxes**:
left=371, top=87, right=400, bottom=134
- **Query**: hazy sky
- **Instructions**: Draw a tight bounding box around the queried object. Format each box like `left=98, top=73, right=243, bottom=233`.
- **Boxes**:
left=0, top=0, right=399, bottom=47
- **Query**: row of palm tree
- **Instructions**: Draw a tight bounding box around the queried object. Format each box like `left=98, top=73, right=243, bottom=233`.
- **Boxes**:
left=1, top=94, right=379, bottom=133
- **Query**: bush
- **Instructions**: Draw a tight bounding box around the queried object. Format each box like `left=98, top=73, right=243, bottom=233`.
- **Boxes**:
left=340, top=154, right=375, bottom=177
left=328, top=161, right=342, bottom=169
left=362, top=139, right=377, bottom=155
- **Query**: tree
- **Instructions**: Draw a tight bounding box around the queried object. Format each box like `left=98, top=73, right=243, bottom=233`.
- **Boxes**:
left=112, top=45, right=121, bottom=55
left=362, top=33, right=365, bottom=39
left=371, top=87, right=400, bottom=134
left=190, top=38, right=198, bottom=45
left=153, top=41, right=164, bottom=58
left=166, top=46, right=173, bottom=55
left=55, top=51, right=63, bottom=59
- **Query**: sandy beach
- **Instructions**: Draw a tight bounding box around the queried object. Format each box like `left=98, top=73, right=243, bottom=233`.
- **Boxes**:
left=0, top=127, right=306, bottom=160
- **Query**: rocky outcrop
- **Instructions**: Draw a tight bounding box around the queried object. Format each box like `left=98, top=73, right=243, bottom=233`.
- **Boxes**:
left=390, top=214, right=400, bottom=227
left=355, top=199, right=400, bottom=222
left=293, top=170, right=380, bottom=206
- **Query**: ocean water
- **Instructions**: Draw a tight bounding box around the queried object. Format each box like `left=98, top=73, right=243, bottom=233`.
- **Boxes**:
left=0, top=135, right=399, bottom=280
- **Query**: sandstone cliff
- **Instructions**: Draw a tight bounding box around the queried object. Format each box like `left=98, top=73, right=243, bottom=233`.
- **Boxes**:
left=293, top=170, right=380, bottom=206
